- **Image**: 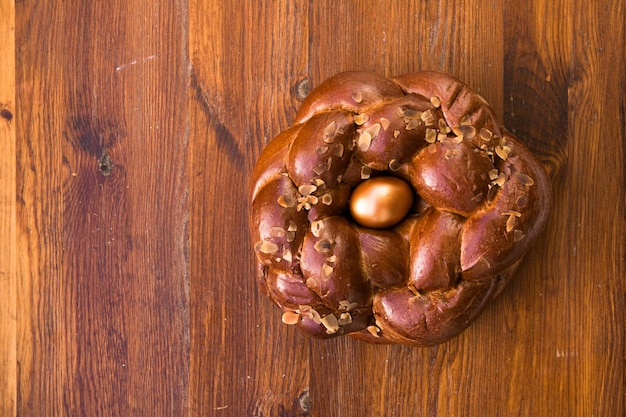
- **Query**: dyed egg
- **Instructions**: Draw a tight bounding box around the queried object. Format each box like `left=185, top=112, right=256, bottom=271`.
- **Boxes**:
left=349, top=176, right=414, bottom=228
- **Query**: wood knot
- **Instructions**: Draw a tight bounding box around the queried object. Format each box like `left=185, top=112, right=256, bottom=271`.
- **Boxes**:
left=0, top=108, right=13, bottom=122
left=295, top=77, right=310, bottom=101
left=98, top=150, right=113, bottom=176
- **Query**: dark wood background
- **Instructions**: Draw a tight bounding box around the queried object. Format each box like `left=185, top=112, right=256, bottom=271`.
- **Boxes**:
left=1, top=0, right=624, bottom=416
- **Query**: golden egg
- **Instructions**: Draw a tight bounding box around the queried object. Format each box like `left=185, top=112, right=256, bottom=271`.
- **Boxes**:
left=349, top=176, right=414, bottom=229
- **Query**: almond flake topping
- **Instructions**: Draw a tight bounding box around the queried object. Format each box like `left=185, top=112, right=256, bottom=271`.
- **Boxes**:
left=492, top=172, right=506, bottom=187
left=367, top=325, right=380, bottom=337
left=321, top=314, right=339, bottom=334
left=313, top=163, right=326, bottom=176
left=506, top=214, right=517, bottom=233
left=334, top=144, right=345, bottom=158
left=358, top=131, right=372, bottom=152
left=322, top=263, right=334, bottom=279
left=402, top=108, right=421, bottom=119
left=514, top=172, right=535, bottom=186
left=480, top=128, right=493, bottom=141
left=316, top=145, right=329, bottom=155
left=420, top=110, right=436, bottom=125
left=354, top=113, right=370, bottom=125
left=311, top=220, right=324, bottom=237
left=495, top=146, right=510, bottom=160
left=438, top=118, right=450, bottom=133
left=259, top=241, right=279, bottom=254
left=277, top=195, right=295, bottom=208
left=338, top=313, right=353, bottom=326
left=406, top=119, right=421, bottom=131
left=452, top=124, right=476, bottom=139
left=299, top=305, right=322, bottom=324
left=298, top=184, right=317, bottom=196
left=323, top=121, right=337, bottom=141
left=281, top=311, right=301, bottom=325
left=314, top=239, right=332, bottom=253
left=380, top=117, right=391, bottom=130
left=425, top=128, right=437, bottom=144
left=338, top=300, right=359, bottom=311
left=430, top=96, right=441, bottom=108
left=270, top=226, right=286, bottom=237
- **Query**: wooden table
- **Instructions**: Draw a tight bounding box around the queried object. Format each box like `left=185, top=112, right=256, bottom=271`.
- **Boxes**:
left=1, top=1, right=624, bottom=416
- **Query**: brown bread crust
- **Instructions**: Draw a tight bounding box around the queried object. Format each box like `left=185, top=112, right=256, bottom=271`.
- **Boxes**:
left=250, top=71, right=551, bottom=346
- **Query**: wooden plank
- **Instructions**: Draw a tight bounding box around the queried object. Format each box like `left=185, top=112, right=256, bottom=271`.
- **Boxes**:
left=4, top=0, right=624, bottom=415
left=305, top=1, right=508, bottom=416
left=188, top=1, right=311, bottom=415
left=504, top=0, right=625, bottom=415
left=14, top=1, right=189, bottom=415
left=0, top=0, right=16, bottom=415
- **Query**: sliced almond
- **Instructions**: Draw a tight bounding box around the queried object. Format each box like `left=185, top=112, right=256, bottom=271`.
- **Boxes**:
left=514, top=171, right=535, bottom=186
left=321, top=314, right=339, bottom=334
left=406, top=119, right=421, bottom=131
left=367, top=325, right=380, bottom=337
left=338, top=312, right=353, bottom=326
left=425, top=128, right=437, bottom=144
left=322, top=263, right=334, bottom=279
left=314, top=239, right=332, bottom=253
left=323, top=121, right=337, bottom=141
left=277, top=195, right=295, bottom=208
left=281, top=311, right=300, bottom=325
left=298, top=184, right=317, bottom=196
left=357, top=131, right=372, bottom=152
left=506, top=214, right=517, bottom=233
left=259, top=241, right=279, bottom=254
left=452, top=124, right=476, bottom=139
left=311, top=220, right=324, bottom=237
left=480, top=128, right=493, bottom=141
left=354, top=113, right=370, bottom=125
left=495, top=146, right=509, bottom=160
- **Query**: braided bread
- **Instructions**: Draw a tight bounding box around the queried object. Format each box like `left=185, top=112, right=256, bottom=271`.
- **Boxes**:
left=250, top=71, right=551, bottom=346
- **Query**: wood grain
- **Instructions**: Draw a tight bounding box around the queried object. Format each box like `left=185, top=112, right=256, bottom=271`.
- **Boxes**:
left=188, top=2, right=311, bottom=415
left=0, top=1, right=16, bottom=416
left=1, top=0, right=624, bottom=416
left=12, top=1, right=189, bottom=415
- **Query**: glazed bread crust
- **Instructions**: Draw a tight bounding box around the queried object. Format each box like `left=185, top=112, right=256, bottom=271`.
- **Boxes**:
left=250, top=71, right=551, bottom=346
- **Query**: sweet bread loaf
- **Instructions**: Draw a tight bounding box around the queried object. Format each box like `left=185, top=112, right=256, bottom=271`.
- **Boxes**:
left=250, top=71, right=551, bottom=346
